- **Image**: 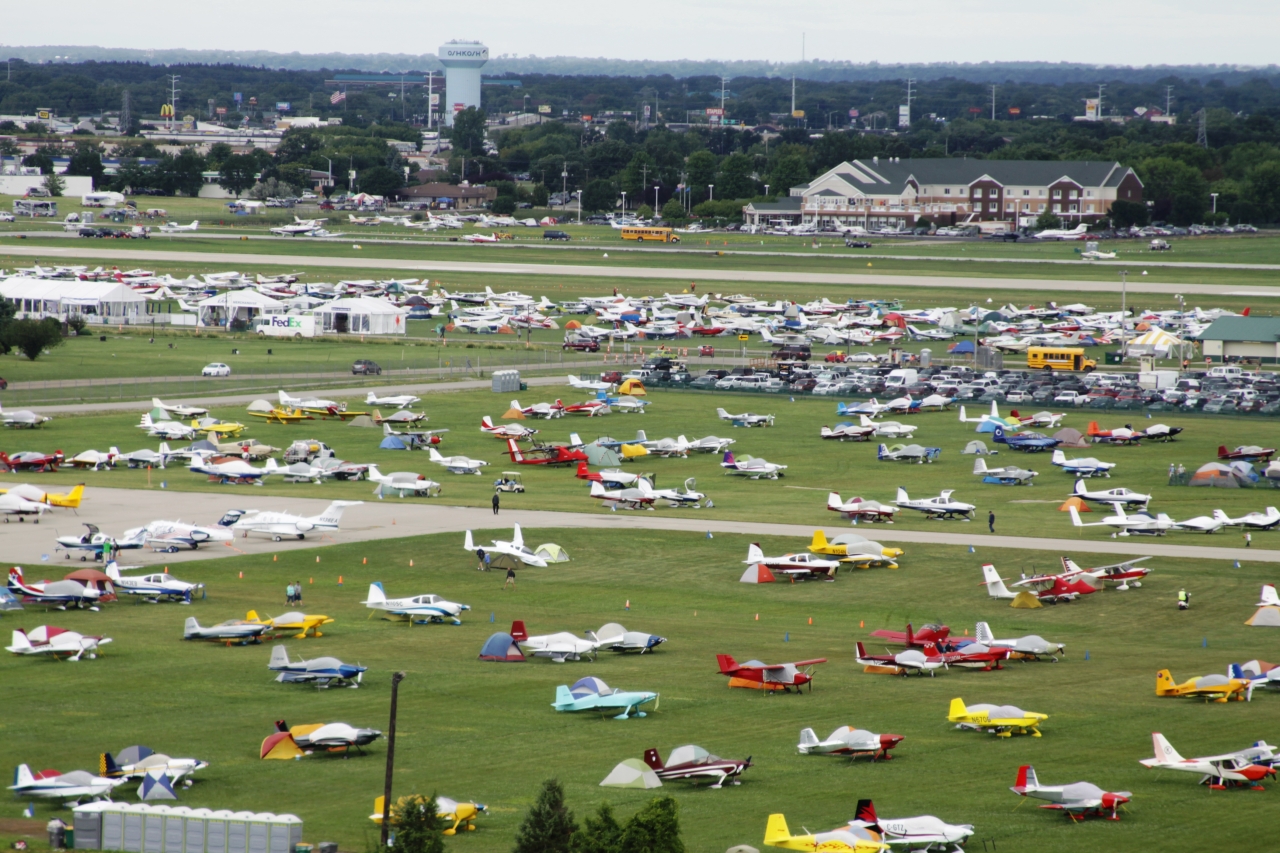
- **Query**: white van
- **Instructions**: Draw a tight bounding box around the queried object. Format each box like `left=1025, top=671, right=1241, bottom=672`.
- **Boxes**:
left=884, top=368, right=919, bottom=390
left=1209, top=365, right=1243, bottom=379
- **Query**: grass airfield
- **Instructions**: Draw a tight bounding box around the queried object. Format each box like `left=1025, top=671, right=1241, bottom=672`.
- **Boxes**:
left=2, top=527, right=1278, bottom=853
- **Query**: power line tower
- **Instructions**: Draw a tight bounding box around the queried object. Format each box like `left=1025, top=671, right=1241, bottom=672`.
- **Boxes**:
left=166, top=74, right=181, bottom=131
left=905, top=78, right=916, bottom=122
left=120, top=90, right=132, bottom=135
left=1196, top=109, right=1208, bottom=148
left=990, top=84, right=997, bottom=120
left=1164, top=85, right=1174, bottom=115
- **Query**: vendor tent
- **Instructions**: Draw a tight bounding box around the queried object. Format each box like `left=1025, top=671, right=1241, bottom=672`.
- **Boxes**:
left=534, top=544, right=570, bottom=563
left=740, top=565, right=777, bottom=584
left=0, top=277, right=147, bottom=322
left=600, top=759, right=662, bottom=789
left=316, top=296, right=407, bottom=335
left=1127, top=326, right=1182, bottom=357
left=1189, top=462, right=1251, bottom=488
left=479, top=633, right=526, bottom=661
left=196, top=290, right=284, bottom=329
left=1053, top=428, right=1089, bottom=448
left=949, top=340, right=975, bottom=354
left=1245, top=606, right=1280, bottom=627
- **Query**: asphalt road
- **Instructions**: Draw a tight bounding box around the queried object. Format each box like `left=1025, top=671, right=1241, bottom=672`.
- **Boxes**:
left=0, top=243, right=1262, bottom=296
left=7, top=483, right=1275, bottom=569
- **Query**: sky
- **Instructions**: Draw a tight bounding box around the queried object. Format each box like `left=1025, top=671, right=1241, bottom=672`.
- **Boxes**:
left=5, top=1, right=1277, bottom=66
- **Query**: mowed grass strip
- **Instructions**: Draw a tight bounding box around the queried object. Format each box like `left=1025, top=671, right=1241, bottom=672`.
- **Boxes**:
left=2, top=529, right=1277, bottom=852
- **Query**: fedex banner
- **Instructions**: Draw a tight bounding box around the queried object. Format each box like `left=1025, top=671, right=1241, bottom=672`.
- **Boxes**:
left=256, top=315, right=316, bottom=337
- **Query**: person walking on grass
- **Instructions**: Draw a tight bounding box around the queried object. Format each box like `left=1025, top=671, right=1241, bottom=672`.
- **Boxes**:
left=504, top=566, right=517, bottom=590
left=294, top=581, right=303, bottom=605
left=988, top=510, right=996, bottom=533
left=475, top=547, right=487, bottom=571
left=285, top=582, right=294, bottom=605
left=492, top=492, right=500, bottom=515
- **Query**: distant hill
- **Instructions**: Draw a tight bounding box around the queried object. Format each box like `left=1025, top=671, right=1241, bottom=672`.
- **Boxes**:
left=3, top=44, right=1279, bottom=84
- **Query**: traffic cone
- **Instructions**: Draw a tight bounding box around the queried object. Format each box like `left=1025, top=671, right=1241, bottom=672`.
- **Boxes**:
left=338, top=576, right=343, bottom=585
left=964, top=628, right=969, bottom=635
left=273, top=554, right=277, bottom=562
left=859, top=620, right=864, bottom=628
left=238, top=571, right=243, bottom=579
left=754, top=613, right=759, bottom=621
left=409, top=559, right=414, bottom=567
left=625, top=600, right=630, bottom=610
left=808, top=617, right=812, bottom=625
left=1084, top=650, right=1090, bottom=660
left=309, top=578, right=313, bottom=584
left=363, top=557, right=367, bottom=564
left=315, top=556, right=320, bottom=563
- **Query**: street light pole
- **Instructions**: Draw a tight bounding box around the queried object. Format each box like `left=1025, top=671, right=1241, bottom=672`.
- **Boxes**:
left=621, top=191, right=627, bottom=213
left=708, top=184, right=714, bottom=202
left=1210, top=192, right=1219, bottom=215
left=576, top=190, right=582, bottom=225
left=1119, top=269, right=1128, bottom=358
left=379, top=671, right=406, bottom=849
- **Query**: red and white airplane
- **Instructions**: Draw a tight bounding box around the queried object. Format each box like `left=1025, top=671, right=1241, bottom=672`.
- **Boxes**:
left=588, top=481, right=655, bottom=510
left=1061, top=555, right=1151, bottom=590
left=560, top=399, right=611, bottom=416
left=8, top=567, right=102, bottom=609
left=642, top=745, right=752, bottom=788
left=1008, top=409, right=1067, bottom=429
left=1139, top=732, right=1277, bottom=790
left=717, top=654, right=826, bottom=693
left=869, top=622, right=951, bottom=648
left=798, top=726, right=904, bottom=761
left=508, top=399, right=564, bottom=419
left=507, top=438, right=588, bottom=467
left=1010, top=765, right=1131, bottom=821
left=826, top=493, right=899, bottom=522
left=6, top=625, right=111, bottom=660
left=480, top=416, right=539, bottom=440
left=981, top=563, right=1094, bottom=603
left=743, top=543, right=841, bottom=581
left=854, top=642, right=947, bottom=676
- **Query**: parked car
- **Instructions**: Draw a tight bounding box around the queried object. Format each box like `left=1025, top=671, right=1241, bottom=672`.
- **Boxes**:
left=562, top=338, right=600, bottom=352
left=202, top=363, right=231, bottom=377
left=352, top=359, right=382, bottom=375
left=543, top=230, right=571, bottom=241
left=690, top=375, right=720, bottom=389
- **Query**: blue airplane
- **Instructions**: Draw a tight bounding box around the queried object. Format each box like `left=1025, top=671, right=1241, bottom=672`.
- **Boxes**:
left=552, top=676, right=658, bottom=719
left=992, top=426, right=1060, bottom=453
left=106, top=563, right=203, bottom=602
left=269, top=645, right=366, bottom=688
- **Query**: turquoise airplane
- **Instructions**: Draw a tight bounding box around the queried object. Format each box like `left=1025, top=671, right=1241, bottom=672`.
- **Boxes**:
left=552, top=676, right=658, bottom=719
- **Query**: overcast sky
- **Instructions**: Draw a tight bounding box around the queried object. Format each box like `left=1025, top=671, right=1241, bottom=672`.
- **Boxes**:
left=6, top=1, right=1276, bottom=66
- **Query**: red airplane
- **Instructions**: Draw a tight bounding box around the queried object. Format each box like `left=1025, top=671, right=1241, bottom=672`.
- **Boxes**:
left=559, top=399, right=610, bottom=416
left=689, top=325, right=727, bottom=337
left=642, top=746, right=751, bottom=788
left=869, top=622, right=950, bottom=648
left=506, top=438, right=588, bottom=467
left=717, top=654, right=827, bottom=693
left=922, top=642, right=1011, bottom=671
left=1218, top=444, right=1276, bottom=462
left=0, top=450, right=65, bottom=473
left=1010, top=568, right=1098, bottom=602
left=1060, top=556, right=1151, bottom=590
left=1085, top=421, right=1144, bottom=445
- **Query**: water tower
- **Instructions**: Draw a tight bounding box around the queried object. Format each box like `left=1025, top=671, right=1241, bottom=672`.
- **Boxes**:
left=438, top=40, right=489, bottom=126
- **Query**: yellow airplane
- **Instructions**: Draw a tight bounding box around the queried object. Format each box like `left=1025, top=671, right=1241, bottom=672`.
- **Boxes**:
left=948, top=697, right=1048, bottom=737
left=1156, top=669, right=1249, bottom=702
left=371, top=795, right=485, bottom=836
left=246, top=610, right=334, bottom=638
left=764, top=814, right=886, bottom=853
left=808, top=530, right=904, bottom=564
left=247, top=407, right=312, bottom=425
left=214, top=439, right=279, bottom=459
left=302, top=405, right=368, bottom=421
left=192, top=419, right=247, bottom=437
left=0, top=483, right=85, bottom=508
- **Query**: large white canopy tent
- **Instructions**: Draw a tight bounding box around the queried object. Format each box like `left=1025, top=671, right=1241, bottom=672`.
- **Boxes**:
left=195, top=290, right=285, bottom=329
left=0, top=277, right=146, bottom=322
left=316, top=296, right=408, bottom=335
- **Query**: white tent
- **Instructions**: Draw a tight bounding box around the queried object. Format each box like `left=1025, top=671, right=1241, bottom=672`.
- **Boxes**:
left=316, top=296, right=408, bottom=335
left=600, top=758, right=661, bottom=788
left=0, top=277, right=146, bottom=322
left=1128, top=325, right=1182, bottom=357
left=1246, top=606, right=1280, bottom=627
left=196, top=290, right=285, bottom=329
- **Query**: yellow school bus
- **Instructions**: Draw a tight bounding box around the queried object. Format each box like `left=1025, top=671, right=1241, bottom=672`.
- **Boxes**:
left=620, top=227, right=680, bottom=243
left=1027, top=346, right=1097, bottom=372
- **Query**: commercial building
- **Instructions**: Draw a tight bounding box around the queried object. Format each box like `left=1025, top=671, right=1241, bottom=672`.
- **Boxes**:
left=1196, top=316, right=1280, bottom=364
left=397, top=182, right=497, bottom=209
left=744, top=158, right=1144, bottom=231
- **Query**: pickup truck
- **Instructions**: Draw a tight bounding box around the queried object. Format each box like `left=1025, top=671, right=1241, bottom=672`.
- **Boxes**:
left=1053, top=390, right=1088, bottom=405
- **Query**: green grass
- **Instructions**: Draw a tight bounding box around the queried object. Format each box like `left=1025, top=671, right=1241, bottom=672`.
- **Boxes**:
left=10, top=385, right=1280, bottom=549
left=3, top=528, right=1277, bottom=853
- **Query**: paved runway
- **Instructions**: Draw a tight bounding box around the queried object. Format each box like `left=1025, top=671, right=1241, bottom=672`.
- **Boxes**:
left=7, top=484, right=1273, bottom=569
left=0, top=243, right=1261, bottom=296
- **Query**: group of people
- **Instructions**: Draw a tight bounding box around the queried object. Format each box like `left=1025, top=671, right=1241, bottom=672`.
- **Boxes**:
left=285, top=580, right=305, bottom=605
left=1166, top=463, right=1189, bottom=486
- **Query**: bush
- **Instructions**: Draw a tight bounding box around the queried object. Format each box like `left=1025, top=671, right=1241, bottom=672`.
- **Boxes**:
left=67, top=315, right=87, bottom=335
left=388, top=795, right=444, bottom=853
left=513, top=780, right=577, bottom=853
left=636, top=204, right=653, bottom=219
left=4, top=317, right=65, bottom=361
left=1034, top=210, right=1062, bottom=230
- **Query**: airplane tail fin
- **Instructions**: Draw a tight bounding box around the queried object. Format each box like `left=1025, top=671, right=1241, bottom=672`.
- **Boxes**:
left=1074, top=478, right=1087, bottom=496
left=948, top=697, right=967, bottom=720
left=569, top=432, right=582, bottom=447
left=827, top=493, right=843, bottom=511
left=507, top=439, right=523, bottom=462
left=810, top=529, right=828, bottom=551
left=13, top=764, right=35, bottom=789
left=716, top=654, right=737, bottom=674
left=576, top=461, right=590, bottom=479
left=981, top=563, right=1012, bottom=598
left=1051, top=449, right=1065, bottom=465
left=992, top=427, right=1007, bottom=444
left=895, top=486, right=908, bottom=503
left=1014, top=765, right=1038, bottom=792
left=365, top=583, right=387, bottom=606
left=9, top=630, right=32, bottom=653
left=975, top=621, right=993, bottom=644
left=512, top=523, right=524, bottom=549
left=510, top=620, right=528, bottom=641
left=1152, top=733, right=1182, bottom=764
left=464, top=530, right=475, bottom=552
left=590, top=481, right=606, bottom=498
left=798, top=728, right=820, bottom=749
left=878, top=444, right=890, bottom=460
left=553, top=685, right=574, bottom=708
left=59, top=484, right=85, bottom=508
left=853, top=799, right=880, bottom=831
left=481, top=415, right=495, bottom=429
left=747, top=543, right=765, bottom=563
left=1261, top=584, right=1280, bottom=607
left=716, top=408, right=730, bottom=419
left=642, top=748, right=664, bottom=771
left=1213, top=509, right=1231, bottom=524
left=1068, top=506, right=1084, bottom=527
left=722, top=451, right=735, bottom=466
left=763, top=815, right=791, bottom=847
left=182, top=617, right=200, bottom=638
left=1155, top=669, right=1176, bottom=695
left=1087, top=420, right=1101, bottom=436
left=1217, top=445, right=1229, bottom=458
left=99, top=752, right=122, bottom=777
left=854, top=641, right=869, bottom=661
left=958, top=405, right=968, bottom=423
left=366, top=392, right=377, bottom=404
left=973, top=458, right=988, bottom=474
left=316, top=501, right=356, bottom=524
left=428, top=447, right=444, bottom=462
left=269, top=645, right=290, bottom=669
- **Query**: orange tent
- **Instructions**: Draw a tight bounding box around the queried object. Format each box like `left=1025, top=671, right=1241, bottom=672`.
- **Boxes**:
left=1058, top=497, right=1091, bottom=512
left=565, top=320, right=582, bottom=330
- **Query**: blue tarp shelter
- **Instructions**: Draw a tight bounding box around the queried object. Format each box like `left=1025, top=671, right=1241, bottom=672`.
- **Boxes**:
left=379, top=435, right=409, bottom=450
left=479, top=632, right=525, bottom=661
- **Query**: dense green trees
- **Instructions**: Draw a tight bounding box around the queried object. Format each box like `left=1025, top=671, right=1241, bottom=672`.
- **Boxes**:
left=513, top=780, right=576, bottom=853
left=450, top=107, right=487, bottom=155
left=4, top=318, right=64, bottom=361
left=510, top=781, right=684, bottom=853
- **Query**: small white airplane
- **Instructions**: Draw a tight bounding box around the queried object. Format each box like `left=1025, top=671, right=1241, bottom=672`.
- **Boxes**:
left=123, top=519, right=234, bottom=551
left=1069, top=504, right=1174, bottom=536
left=1172, top=513, right=1224, bottom=534
left=68, top=447, right=120, bottom=471
left=589, top=480, right=655, bottom=510
left=973, top=621, right=1064, bottom=661
left=480, top=415, right=539, bottom=440
left=1050, top=449, right=1115, bottom=478
left=1008, top=765, right=1131, bottom=820
left=826, top=493, right=899, bottom=522
left=510, top=399, right=564, bottom=419
left=139, top=414, right=198, bottom=440
left=362, top=583, right=470, bottom=625
left=973, top=457, right=1038, bottom=485
left=428, top=447, right=488, bottom=475
left=906, top=324, right=955, bottom=341
left=894, top=487, right=975, bottom=520
left=510, top=619, right=601, bottom=662
left=958, top=402, right=1008, bottom=425
left=366, top=391, right=421, bottom=409
left=279, top=390, right=339, bottom=410
left=224, top=501, right=363, bottom=541
left=268, top=645, right=366, bottom=688
left=820, top=422, right=874, bottom=441
left=797, top=728, right=904, bottom=760
left=854, top=641, right=945, bottom=676
left=0, top=491, right=51, bottom=522
left=860, top=415, right=918, bottom=438
left=744, top=543, right=842, bottom=580
left=567, top=374, right=612, bottom=391
left=151, top=397, right=209, bottom=418
left=1060, top=555, right=1151, bottom=590
left=366, top=465, right=442, bottom=497
left=847, top=800, right=974, bottom=850
left=687, top=435, right=735, bottom=453
left=1139, top=733, right=1277, bottom=790
left=1031, top=223, right=1089, bottom=240
left=876, top=443, right=939, bottom=463
left=1012, top=409, right=1068, bottom=429
left=190, top=457, right=279, bottom=482
left=1213, top=507, right=1280, bottom=530
left=1080, top=249, right=1117, bottom=260
left=1072, top=479, right=1150, bottom=506
left=1, top=404, right=52, bottom=428
left=7, top=764, right=124, bottom=800
left=99, top=751, right=209, bottom=782
left=158, top=220, right=199, bottom=233
left=720, top=451, right=787, bottom=480
left=105, top=563, right=203, bottom=602
left=642, top=477, right=706, bottom=508
left=462, top=232, right=501, bottom=243
left=1260, top=584, right=1280, bottom=607
left=6, top=626, right=112, bottom=661
left=464, top=524, right=548, bottom=567
left=716, top=408, right=775, bottom=428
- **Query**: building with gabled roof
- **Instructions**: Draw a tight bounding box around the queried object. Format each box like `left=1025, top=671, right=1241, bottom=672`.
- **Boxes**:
left=743, top=158, right=1143, bottom=232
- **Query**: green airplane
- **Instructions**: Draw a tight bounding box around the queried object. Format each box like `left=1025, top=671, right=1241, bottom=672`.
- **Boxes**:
left=552, top=677, right=658, bottom=719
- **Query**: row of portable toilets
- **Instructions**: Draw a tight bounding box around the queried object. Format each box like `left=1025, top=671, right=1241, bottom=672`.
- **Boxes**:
left=72, top=804, right=303, bottom=853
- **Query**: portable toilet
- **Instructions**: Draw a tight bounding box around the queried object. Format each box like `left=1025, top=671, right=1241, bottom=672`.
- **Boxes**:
left=185, top=810, right=213, bottom=853
left=207, top=811, right=236, bottom=853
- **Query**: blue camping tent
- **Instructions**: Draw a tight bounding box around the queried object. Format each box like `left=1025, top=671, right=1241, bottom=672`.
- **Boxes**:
left=479, top=633, right=525, bottom=662
left=949, top=340, right=975, bottom=354
left=140, top=770, right=177, bottom=801
left=379, top=435, right=408, bottom=450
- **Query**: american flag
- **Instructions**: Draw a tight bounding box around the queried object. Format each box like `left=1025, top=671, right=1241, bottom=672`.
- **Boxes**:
left=330, top=90, right=346, bottom=105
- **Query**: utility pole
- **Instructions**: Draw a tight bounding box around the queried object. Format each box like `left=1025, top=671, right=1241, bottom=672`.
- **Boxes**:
left=905, top=78, right=916, bottom=125
left=790, top=75, right=796, bottom=118
left=379, top=672, right=406, bottom=849
left=1165, top=85, right=1174, bottom=116
left=720, top=76, right=729, bottom=113
left=990, top=85, right=997, bottom=121
left=1119, top=269, right=1129, bottom=356
left=121, top=90, right=131, bottom=135
left=167, top=75, right=181, bottom=131
left=428, top=73, right=434, bottom=130
left=561, top=161, right=568, bottom=200
left=1096, top=83, right=1106, bottom=118
left=1196, top=109, right=1208, bottom=148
